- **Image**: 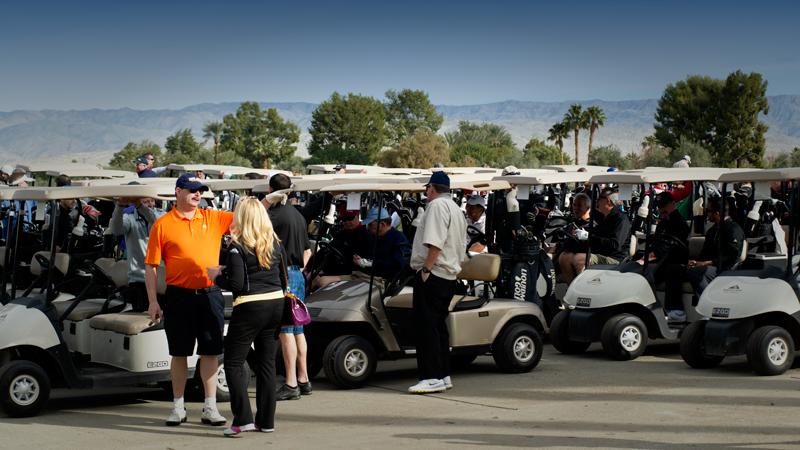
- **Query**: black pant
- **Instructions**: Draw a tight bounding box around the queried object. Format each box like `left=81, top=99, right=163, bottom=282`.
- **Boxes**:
left=412, top=271, right=456, bottom=381
left=664, top=264, right=717, bottom=312
left=224, top=299, right=284, bottom=428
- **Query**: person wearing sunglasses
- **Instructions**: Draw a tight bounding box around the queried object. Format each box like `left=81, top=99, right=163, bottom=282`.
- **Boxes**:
left=559, top=187, right=631, bottom=286
left=142, top=152, right=168, bottom=175
left=662, top=196, right=744, bottom=323
left=144, top=173, right=234, bottom=427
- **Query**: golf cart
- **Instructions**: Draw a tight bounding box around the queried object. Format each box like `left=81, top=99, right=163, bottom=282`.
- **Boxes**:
left=0, top=184, right=236, bottom=418
left=302, top=180, right=547, bottom=389
left=552, top=168, right=745, bottom=360
left=680, top=168, right=800, bottom=375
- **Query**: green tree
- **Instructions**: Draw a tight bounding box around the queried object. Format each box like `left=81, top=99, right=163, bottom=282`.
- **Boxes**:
left=525, top=138, right=572, bottom=165
left=308, top=92, right=387, bottom=163
left=492, top=149, right=540, bottom=169
left=627, top=139, right=671, bottom=169
left=671, top=136, right=714, bottom=167
left=586, top=106, right=606, bottom=157
left=251, top=135, right=281, bottom=169
left=654, top=75, right=723, bottom=150
left=376, top=130, right=450, bottom=168
left=202, top=121, right=225, bottom=165
left=164, top=128, right=204, bottom=161
left=384, top=88, right=443, bottom=144
left=588, top=144, right=633, bottom=170
left=563, top=104, right=590, bottom=163
left=713, top=71, right=770, bottom=167
left=274, top=156, right=307, bottom=175
left=449, top=141, right=516, bottom=167
left=107, top=139, right=163, bottom=172
left=546, top=121, right=571, bottom=164
left=220, top=101, right=301, bottom=167
left=443, top=121, right=513, bottom=148
left=304, top=145, right=374, bottom=167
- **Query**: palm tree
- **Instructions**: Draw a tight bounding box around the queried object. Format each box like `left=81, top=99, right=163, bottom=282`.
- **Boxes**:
left=547, top=122, right=572, bottom=164
left=563, top=104, right=590, bottom=163
left=202, top=121, right=225, bottom=165
left=586, top=106, right=606, bottom=157
left=251, top=135, right=279, bottom=169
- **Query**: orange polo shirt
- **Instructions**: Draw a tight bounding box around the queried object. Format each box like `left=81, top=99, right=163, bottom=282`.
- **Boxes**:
left=145, top=207, right=234, bottom=289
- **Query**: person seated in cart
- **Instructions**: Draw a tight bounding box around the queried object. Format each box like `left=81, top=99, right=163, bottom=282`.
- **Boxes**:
left=663, top=196, right=744, bottom=322
left=635, top=191, right=690, bottom=284
left=348, top=207, right=409, bottom=289
left=464, top=194, right=487, bottom=253
left=549, top=192, right=591, bottom=271
left=558, top=187, right=630, bottom=286
left=308, top=205, right=373, bottom=291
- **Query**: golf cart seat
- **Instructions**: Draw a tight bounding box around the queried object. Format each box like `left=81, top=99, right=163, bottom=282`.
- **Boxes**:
left=30, top=251, right=70, bottom=276
left=655, top=241, right=749, bottom=292
left=94, top=257, right=116, bottom=276
left=688, top=237, right=704, bottom=260
left=384, top=254, right=499, bottom=311
left=89, top=312, right=154, bottom=336
left=110, top=260, right=129, bottom=288
left=619, top=235, right=637, bottom=264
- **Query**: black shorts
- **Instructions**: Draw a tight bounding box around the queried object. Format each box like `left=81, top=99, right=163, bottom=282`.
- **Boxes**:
left=160, top=286, right=225, bottom=357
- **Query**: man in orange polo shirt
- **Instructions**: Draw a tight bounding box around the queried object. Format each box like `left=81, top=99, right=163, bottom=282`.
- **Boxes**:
left=145, top=174, right=233, bottom=427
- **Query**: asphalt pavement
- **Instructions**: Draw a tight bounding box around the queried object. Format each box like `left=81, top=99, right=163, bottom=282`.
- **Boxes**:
left=2, top=341, right=799, bottom=450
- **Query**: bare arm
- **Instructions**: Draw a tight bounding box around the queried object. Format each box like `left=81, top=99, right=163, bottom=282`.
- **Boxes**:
left=145, top=264, right=161, bottom=323
left=303, top=248, right=311, bottom=269
left=421, top=245, right=442, bottom=282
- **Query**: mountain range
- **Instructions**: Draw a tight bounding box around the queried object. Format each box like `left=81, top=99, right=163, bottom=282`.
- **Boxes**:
left=2, top=96, right=799, bottom=166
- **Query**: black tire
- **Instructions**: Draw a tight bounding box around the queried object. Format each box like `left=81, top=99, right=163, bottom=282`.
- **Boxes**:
left=549, top=310, right=592, bottom=354
left=492, top=323, right=543, bottom=373
left=195, top=355, right=250, bottom=403
left=0, top=360, right=51, bottom=418
left=276, top=345, right=324, bottom=380
left=746, top=325, right=795, bottom=376
left=323, top=335, right=377, bottom=389
left=680, top=320, right=724, bottom=369
left=601, top=314, right=648, bottom=361
left=450, top=354, right=478, bottom=369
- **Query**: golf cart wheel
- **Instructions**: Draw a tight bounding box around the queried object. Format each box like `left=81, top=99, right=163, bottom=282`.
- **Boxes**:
left=549, top=310, right=591, bottom=354
left=323, top=335, right=377, bottom=389
left=492, top=323, right=543, bottom=373
left=601, top=314, right=648, bottom=361
left=450, top=354, right=478, bottom=369
left=0, top=360, right=51, bottom=418
left=746, top=326, right=795, bottom=376
left=195, top=355, right=250, bottom=403
left=680, top=321, right=724, bottom=369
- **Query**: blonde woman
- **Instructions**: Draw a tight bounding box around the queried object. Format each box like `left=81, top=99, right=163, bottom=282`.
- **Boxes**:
left=206, top=198, right=287, bottom=436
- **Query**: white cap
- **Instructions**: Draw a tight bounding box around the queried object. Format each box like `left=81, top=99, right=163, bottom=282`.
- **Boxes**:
left=9, top=175, right=34, bottom=186
left=466, top=195, right=486, bottom=209
left=0, top=165, right=13, bottom=175
left=683, top=155, right=691, bottom=162
left=502, top=165, right=520, bottom=176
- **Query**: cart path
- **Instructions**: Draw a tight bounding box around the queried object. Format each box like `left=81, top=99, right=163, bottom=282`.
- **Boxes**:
left=2, top=341, right=799, bottom=450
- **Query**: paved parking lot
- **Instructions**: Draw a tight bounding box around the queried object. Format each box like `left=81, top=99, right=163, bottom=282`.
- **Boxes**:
left=2, top=341, right=800, bottom=450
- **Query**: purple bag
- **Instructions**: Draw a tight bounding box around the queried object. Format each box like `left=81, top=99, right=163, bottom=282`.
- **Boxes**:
left=281, top=255, right=311, bottom=327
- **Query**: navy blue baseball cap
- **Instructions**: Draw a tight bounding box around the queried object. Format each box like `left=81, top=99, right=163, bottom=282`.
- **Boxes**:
left=424, top=171, right=450, bottom=187
left=132, top=157, right=149, bottom=165
left=176, top=173, right=209, bottom=191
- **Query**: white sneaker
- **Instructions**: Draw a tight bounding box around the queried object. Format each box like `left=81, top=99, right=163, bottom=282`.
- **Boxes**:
left=443, top=376, right=452, bottom=389
left=666, top=310, right=687, bottom=323
left=166, top=408, right=186, bottom=426
left=408, top=379, right=446, bottom=394
left=201, top=407, right=227, bottom=426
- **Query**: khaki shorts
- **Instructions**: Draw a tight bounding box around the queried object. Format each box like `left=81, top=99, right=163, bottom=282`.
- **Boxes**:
left=339, top=271, right=386, bottom=288
left=589, top=254, right=620, bottom=265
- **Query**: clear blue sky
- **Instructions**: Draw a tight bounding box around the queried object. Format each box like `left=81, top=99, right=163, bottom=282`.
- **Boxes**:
left=1, top=0, right=797, bottom=112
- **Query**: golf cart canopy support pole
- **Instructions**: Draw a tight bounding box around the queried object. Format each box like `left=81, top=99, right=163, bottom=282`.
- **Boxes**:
left=367, top=194, right=384, bottom=331
left=46, top=199, right=60, bottom=304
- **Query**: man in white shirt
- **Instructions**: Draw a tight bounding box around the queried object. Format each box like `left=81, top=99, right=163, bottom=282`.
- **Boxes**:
left=464, top=195, right=486, bottom=253
left=408, top=171, right=467, bottom=394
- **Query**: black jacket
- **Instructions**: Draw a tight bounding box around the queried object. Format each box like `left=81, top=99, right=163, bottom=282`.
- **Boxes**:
left=649, top=209, right=690, bottom=260
left=323, top=224, right=374, bottom=276
left=698, top=217, right=745, bottom=271
left=214, top=240, right=287, bottom=298
left=591, top=206, right=631, bottom=262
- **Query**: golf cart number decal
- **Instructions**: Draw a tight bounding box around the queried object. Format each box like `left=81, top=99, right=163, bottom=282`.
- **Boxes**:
left=577, top=297, right=591, bottom=307
left=479, top=311, right=489, bottom=317
left=147, top=361, right=169, bottom=368
left=712, top=308, right=730, bottom=318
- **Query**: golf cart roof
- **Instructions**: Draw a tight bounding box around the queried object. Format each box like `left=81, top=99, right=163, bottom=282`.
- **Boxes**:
left=251, top=176, right=418, bottom=194
left=717, top=168, right=800, bottom=183
left=305, top=164, right=428, bottom=175
left=200, top=167, right=291, bottom=177
left=10, top=185, right=179, bottom=201
left=492, top=171, right=594, bottom=185
left=200, top=179, right=264, bottom=191
left=76, top=177, right=178, bottom=187
left=409, top=173, right=501, bottom=184
left=0, top=187, right=20, bottom=200
left=16, top=163, right=100, bottom=173
left=44, top=169, right=136, bottom=178
left=429, top=167, right=495, bottom=174
left=540, top=165, right=610, bottom=172
left=319, top=180, right=511, bottom=193
left=587, top=168, right=734, bottom=184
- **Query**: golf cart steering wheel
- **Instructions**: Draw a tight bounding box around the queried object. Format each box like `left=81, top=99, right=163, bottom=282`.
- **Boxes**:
left=317, top=240, right=345, bottom=262
left=553, top=228, right=581, bottom=247
left=84, top=260, right=116, bottom=288
left=34, top=253, right=52, bottom=271
left=466, top=225, right=487, bottom=251
left=658, top=233, right=689, bottom=254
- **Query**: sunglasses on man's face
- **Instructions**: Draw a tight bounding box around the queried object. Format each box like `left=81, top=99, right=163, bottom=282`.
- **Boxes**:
left=184, top=188, right=201, bottom=194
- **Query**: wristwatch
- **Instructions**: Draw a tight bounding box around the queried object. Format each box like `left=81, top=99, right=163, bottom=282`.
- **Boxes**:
left=421, top=267, right=431, bottom=274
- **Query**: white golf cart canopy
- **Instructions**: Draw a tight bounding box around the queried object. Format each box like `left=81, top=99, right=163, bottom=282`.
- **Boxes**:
left=492, top=171, right=595, bottom=186
left=320, top=180, right=511, bottom=194
left=541, top=165, right=611, bottom=172
left=16, top=163, right=100, bottom=173
left=10, top=184, right=180, bottom=202
left=587, top=167, right=734, bottom=185
left=252, top=176, right=419, bottom=194
left=717, top=168, right=800, bottom=183
left=306, top=164, right=428, bottom=175
left=44, top=169, right=136, bottom=179
left=200, top=167, right=291, bottom=177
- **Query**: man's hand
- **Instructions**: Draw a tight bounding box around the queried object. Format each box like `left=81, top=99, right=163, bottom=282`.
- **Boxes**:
left=117, top=196, right=129, bottom=207
left=206, top=265, right=221, bottom=281
left=130, top=197, right=142, bottom=208
left=148, top=301, right=162, bottom=324
left=421, top=270, right=430, bottom=283
left=635, top=259, right=645, bottom=266
left=687, top=260, right=711, bottom=269
left=687, top=260, right=697, bottom=269
left=353, top=254, right=361, bottom=264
